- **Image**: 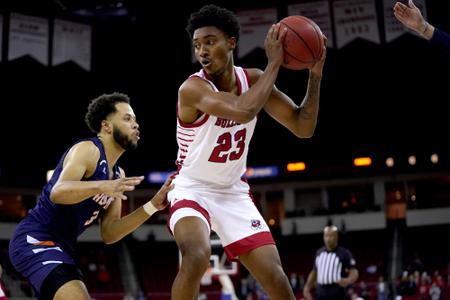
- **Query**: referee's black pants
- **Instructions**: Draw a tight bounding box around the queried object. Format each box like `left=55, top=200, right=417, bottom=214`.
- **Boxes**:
left=315, top=283, right=346, bottom=300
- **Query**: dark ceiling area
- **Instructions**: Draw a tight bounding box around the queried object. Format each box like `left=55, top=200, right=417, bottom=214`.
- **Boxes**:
left=0, top=0, right=449, bottom=188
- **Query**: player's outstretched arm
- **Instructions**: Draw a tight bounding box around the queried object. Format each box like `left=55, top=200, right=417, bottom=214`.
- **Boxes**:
left=100, top=177, right=173, bottom=244
left=303, top=269, right=317, bottom=300
left=393, top=0, right=434, bottom=40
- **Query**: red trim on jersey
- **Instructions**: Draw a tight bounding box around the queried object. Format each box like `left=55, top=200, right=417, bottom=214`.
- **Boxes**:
left=168, top=199, right=211, bottom=234
left=242, top=68, right=258, bottom=120
left=224, top=231, right=275, bottom=259
left=177, top=131, right=194, bottom=137
left=177, top=137, right=194, bottom=143
left=178, top=113, right=210, bottom=128
left=236, top=70, right=242, bottom=96
left=177, top=126, right=194, bottom=132
left=243, top=68, right=252, bottom=87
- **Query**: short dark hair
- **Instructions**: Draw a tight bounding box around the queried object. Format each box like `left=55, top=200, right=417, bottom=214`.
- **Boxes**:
left=186, top=4, right=240, bottom=42
left=85, top=92, right=130, bottom=134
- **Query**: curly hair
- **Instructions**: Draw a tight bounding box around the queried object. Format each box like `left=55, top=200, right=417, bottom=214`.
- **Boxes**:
left=85, top=92, right=130, bottom=134
left=186, top=4, right=240, bottom=42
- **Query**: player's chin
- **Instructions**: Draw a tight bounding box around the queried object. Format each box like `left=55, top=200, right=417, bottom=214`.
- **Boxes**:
left=129, top=139, right=139, bottom=149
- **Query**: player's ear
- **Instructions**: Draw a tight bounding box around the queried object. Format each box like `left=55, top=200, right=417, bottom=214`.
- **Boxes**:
left=101, top=120, right=112, bottom=134
left=228, top=37, right=236, bottom=50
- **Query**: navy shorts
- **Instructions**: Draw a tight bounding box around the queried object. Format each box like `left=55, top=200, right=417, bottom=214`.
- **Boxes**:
left=9, top=224, right=76, bottom=295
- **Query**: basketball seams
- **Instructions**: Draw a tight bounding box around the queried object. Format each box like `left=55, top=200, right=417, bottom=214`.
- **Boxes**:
left=299, top=16, right=324, bottom=60
left=280, top=20, right=315, bottom=62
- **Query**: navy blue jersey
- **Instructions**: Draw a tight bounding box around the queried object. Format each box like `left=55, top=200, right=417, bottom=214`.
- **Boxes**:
left=9, top=137, right=121, bottom=294
left=19, top=137, right=120, bottom=254
left=430, top=27, right=450, bottom=55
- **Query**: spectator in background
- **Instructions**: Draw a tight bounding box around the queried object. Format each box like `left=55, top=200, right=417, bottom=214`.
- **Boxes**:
left=429, top=282, right=442, bottom=300
left=377, top=275, right=388, bottom=300
left=0, top=264, right=8, bottom=300
left=394, top=0, right=450, bottom=54
left=303, top=225, right=359, bottom=300
left=289, top=272, right=299, bottom=294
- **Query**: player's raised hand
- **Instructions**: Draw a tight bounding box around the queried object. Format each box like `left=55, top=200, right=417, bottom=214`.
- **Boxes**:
left=393, top=0, right=426, bottom=34
left=103, top=176, right=144, bottom=200
left=310, top=35, right=327, bottom=76
left=150, top=178, right=174, bottom=210
left=265, top=24, right=286, bottom=67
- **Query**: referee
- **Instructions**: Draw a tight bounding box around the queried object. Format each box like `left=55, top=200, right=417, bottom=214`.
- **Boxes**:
left=303, top=225, right=359, bottom=300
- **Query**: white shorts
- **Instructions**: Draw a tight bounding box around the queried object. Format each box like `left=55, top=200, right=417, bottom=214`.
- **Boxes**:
left=167, top=177, right=274, bottom=259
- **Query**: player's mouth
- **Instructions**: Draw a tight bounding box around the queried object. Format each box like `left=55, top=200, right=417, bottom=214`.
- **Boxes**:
left=201, top=59, right=211, bottom=68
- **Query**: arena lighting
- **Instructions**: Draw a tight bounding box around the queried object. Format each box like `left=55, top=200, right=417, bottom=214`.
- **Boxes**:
left=386, top=157, right=394, bottom=167
left=147, top=171, right=174, bottom=184
left=353, top=157, right=372, bottom=167
left=245, top=166, right=279, bottom=178
left=408, top=155, right=416, bottom=166
left=431, top=153, right=439, bottom=164
left=286, top=162, right=306, bottom=172
left=46, top=170, right=54, bottom=182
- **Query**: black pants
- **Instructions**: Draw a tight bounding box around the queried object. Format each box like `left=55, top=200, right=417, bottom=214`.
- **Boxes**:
left=315, top=284, right=346, bottom=300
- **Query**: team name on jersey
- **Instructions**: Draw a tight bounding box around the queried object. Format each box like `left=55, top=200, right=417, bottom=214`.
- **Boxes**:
left=215, top=118, right=240, bottom=128
left=92, top=193, right=114, bottom=210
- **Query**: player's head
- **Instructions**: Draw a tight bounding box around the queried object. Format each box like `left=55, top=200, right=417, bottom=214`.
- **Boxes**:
left=85, top=92, right=140, bottom=150
left=186, top=5, right=240, bottom=74
left=323, top=225, right=339, bottom=250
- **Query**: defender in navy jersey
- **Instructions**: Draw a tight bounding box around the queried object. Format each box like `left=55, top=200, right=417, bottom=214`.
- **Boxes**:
left=394, top=0, right=450, bottom=55
left=169, top=4, right=326, bottom=300
left=9, top=93, right=172, bottom=300
left=303, top=226, right=359, bottom=300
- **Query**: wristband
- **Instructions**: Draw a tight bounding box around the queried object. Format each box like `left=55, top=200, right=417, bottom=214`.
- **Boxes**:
left=143, top=201, right=158, bottom=216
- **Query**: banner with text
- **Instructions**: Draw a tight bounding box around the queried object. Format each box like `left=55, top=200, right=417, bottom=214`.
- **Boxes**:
left=237, top=8, right=277, bottom=59
left=53, top=19, right=92, bottom=71
left=9, top=13, right=49, bottom=65
left=288, top=1, right=334, bottom=48
left=384, top=0, right=427, bottom=42
left=333, top=0, right=380, bottom=48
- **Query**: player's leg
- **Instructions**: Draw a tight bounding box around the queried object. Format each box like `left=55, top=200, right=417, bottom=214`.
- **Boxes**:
left=239, top=245, right=295, bottom=300
left=53, top=280, right=89, bottom=300
left=206, top=182, right=295, bottom=300
left=172, top=216, right=211, bottom=300
left=40, top=263, right=89, bottom=300
left=9, top=231, right=88, bottom=300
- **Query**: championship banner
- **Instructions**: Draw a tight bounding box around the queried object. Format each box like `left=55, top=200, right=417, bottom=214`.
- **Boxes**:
left=9, top=13, right=49, bottom=65
left=333, top=0, right=380, bottom=49
left=384, top=0, right=427, bottom=42
left=237, top=8, right=277, bottom=59
left=288, top=1, right=334, bottom=48
left=53, top=19, right=92, bottom=71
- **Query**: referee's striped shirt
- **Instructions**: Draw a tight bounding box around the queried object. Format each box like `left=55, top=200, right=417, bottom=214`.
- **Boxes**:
left=314, top=246, right=356, bottom=285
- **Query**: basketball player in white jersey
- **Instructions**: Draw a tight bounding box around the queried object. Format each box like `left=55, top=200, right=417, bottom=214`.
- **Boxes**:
left=168, top=5, right=326, bottom=300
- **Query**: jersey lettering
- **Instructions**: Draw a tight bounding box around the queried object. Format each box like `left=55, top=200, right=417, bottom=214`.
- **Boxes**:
left=208, top=129, right=247, bottom=163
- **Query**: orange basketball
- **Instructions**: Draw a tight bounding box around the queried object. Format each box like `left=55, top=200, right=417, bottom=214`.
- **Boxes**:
left=278, top=15, right=324, bottom=70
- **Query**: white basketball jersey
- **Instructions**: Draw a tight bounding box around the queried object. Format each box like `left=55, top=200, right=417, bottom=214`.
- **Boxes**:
left=174, top=66, right=256, bottom=186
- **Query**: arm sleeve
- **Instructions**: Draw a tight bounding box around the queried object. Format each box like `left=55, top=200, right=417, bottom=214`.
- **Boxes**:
left=430, top=27, right=450, bottom=56
left=343, top=248, right=356, bottom=270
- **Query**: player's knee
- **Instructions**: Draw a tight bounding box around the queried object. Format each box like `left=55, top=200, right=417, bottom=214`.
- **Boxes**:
left=179, top=242, right=211, bottom=270
left=263, top=266, right=290, bottom=287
